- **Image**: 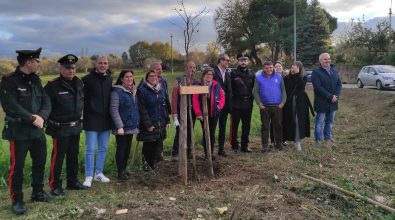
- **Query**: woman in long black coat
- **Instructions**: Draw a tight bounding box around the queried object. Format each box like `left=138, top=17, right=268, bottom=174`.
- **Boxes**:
left=282, top=61, right=313, bottom=151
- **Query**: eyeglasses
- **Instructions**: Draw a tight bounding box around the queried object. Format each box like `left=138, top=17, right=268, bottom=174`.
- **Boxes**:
left=98, top=62, right=108, bottom=65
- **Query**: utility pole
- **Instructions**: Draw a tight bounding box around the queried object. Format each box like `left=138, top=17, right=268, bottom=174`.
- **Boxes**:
left=170, top=33, right=174, bottom=74
left=293, top=0, right=297, bottom=62
left=390, top=0, right=393, bottom=55
left=390, top=0, right=393, bottom=33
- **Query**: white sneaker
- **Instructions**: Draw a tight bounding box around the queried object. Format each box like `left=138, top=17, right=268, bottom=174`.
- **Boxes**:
left=94, top=173, right=110, bottom=183
left=295, top=142, right=302, bottom=151
left=83, top=176, right=93, bottom=187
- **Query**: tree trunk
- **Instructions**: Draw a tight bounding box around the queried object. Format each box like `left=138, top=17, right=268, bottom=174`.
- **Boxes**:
left=250, top=45, right=262, bottom=66
left=274, top=43, right=280, bottom=62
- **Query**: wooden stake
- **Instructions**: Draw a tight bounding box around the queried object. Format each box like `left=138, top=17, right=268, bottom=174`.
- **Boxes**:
left=300, top=173, right=395, bottom=213
left=202, top=94, right=214, bottom=177
left=187, top=95, right=198, bottom=179
left=179, top=87, right=188, bottom=185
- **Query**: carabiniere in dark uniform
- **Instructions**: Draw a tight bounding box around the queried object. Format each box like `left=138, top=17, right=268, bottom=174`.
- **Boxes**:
left=44, top=54, right=87, bottom=197
left=0, top=48, right=52, bottom=215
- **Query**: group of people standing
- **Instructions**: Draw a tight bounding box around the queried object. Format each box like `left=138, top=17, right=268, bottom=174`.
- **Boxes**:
left=0, top=47, right=341, bottom=215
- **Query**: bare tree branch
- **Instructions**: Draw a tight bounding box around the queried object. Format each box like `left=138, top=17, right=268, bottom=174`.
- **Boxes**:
left=171, top=0, right=208, bottom=65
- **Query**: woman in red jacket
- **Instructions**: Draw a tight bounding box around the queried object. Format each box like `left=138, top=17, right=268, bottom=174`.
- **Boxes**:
left=192, top=67, right=225, bottom=160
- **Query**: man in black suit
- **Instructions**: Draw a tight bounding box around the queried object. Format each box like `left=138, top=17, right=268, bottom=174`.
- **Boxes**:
left=213, top=53, right=232, bottom=157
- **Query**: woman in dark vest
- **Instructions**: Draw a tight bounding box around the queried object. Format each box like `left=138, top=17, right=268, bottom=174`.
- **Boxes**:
left=192, top=67, right=225, bottom=160
left=137, top=70, right=170, bottom=171
left=110, top=70, right=140, bottom=180
left=282, top=61, right=313, bottom=151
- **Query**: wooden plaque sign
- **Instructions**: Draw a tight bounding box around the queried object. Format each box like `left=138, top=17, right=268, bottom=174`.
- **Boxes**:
left=179, top=86, right=208, bottom=95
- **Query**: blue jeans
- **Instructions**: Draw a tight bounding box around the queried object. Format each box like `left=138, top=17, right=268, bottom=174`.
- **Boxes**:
left=84, top=130, right=110, bottom=177
left=315, top=111, right=336, bottom=142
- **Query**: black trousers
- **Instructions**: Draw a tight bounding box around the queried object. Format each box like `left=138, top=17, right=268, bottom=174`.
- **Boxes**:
left=115, top=134, right=133, bottom=174
left=270, top=122, right=274, bottom=143
left=199, top=116, right=219, bottom=156
left=172, top=112, right=196, bottom=156
left=49, top=135, right=80, bottom=189
left=217, top=103, right=231, bottom=152
left=231, top=107, right=253, bottom=150
left=142, top=140, right=163, bottom=167
left=260, top=106, right=283, bottom=148
left=8, top=134, right=47, bottom=204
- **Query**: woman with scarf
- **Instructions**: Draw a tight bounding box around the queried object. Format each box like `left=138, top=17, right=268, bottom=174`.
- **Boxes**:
left=282, top=61, right=313, bottom=151
left=110, top=70, right=140, bottom=180
left=137, top=70, right=170, bottom=171
left=192, top=67, right=225, bottom=160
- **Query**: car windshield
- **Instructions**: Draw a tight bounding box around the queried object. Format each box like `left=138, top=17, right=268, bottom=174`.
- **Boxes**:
left=376, top=66, right=395, bottom=73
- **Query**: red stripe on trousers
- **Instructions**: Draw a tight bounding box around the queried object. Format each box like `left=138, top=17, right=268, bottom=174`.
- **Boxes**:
left=49, top=138, right=58, bottom=189
left=8, top=140, right=16, bottom=204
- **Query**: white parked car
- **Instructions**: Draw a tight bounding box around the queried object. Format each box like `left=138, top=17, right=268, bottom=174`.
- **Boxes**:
left=357, top=65, right=395, bottom=90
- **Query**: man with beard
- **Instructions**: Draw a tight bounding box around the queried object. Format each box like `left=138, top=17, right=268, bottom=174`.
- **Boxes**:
left=171, top=61, right=199, bottom=161
left=82, top=56, right=113, bottom=187
left=230, top=53, right=255, bottom=154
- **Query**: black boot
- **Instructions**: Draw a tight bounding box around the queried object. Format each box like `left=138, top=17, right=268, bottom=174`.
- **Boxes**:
left=12, top=201, right=27, bottom=215
left=241, top=146, right=253, bottom=153
left=261, top=145, right=270, bottom=153
left=218, top=150, right=227, bottom=157
left=230, top=143, right=241, bottom=155
left=274, top=142, right=284, bottom=151
left=31, top=191, right=52, bottom=203
left=118, top=171, right=129, bottom=181
left=51, top=187, right=66, bottom=196
left=67, top=181, right=88, bottom=190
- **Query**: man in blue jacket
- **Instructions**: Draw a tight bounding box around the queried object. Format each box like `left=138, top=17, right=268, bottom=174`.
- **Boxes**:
left=311, top=53, right=342, bottom=146
left=253, top=61, right=286, bottom=152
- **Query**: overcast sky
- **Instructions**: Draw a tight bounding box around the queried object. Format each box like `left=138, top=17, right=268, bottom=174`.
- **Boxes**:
left=0, top=0, right=392, bottom=58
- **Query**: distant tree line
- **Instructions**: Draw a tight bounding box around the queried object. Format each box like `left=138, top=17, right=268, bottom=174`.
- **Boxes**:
left=335, top=20, right=395, bottom=66
left=214, top=0, right=336, bottom=67
left=0, top=54, right=124, bottom=76
left=123, top=40, right=221, bottom=71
